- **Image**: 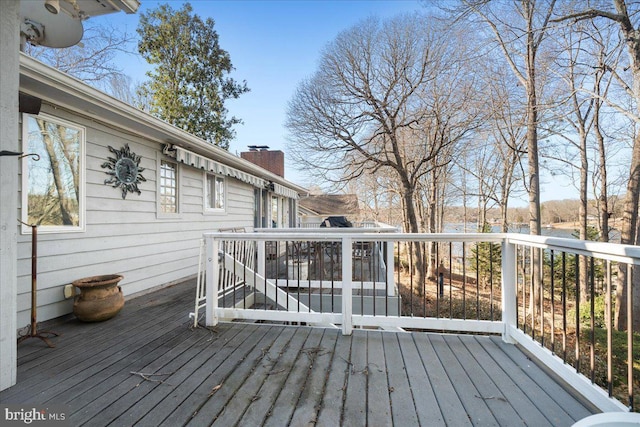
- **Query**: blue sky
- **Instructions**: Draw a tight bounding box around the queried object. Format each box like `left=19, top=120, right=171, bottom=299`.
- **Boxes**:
left=110, top=0, right=423, bottom=186
left=107, top=0, right=579, bottom=204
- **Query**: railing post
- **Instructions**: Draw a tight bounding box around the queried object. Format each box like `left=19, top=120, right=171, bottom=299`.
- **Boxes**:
left=205, top=235, right=220, bottom=327
left=501, top=237, right=517, bottom=343
left=257, top=240, right=266, bottom=279
left=342, top=236, right=353, bottom=335
left=386, top=240, right=395, bottom=297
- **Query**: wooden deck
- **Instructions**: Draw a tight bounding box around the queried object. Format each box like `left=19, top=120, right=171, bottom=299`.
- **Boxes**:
left=1, top=279, right=596, bottom=426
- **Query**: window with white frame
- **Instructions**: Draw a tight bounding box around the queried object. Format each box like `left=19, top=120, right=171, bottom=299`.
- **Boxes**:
left=159, top=160, right=178, bottom=213
left=205, top=173, right=225, bottom=211
left=21, top=113, right=85, bottom=233
left=271, top=196, right=279, bottom=228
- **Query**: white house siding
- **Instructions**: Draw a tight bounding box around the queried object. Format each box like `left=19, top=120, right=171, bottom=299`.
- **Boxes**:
left=1, top=1, right=20, bottom=391
left=16, top=104, right=258, bottom=327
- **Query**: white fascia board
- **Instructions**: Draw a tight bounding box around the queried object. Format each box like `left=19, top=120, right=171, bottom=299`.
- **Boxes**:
left=114, top=0, right=141, bottom=14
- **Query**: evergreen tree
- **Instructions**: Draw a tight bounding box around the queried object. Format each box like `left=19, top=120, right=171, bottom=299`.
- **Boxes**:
left=137, top=3, right=249, bottom=149
left=470, top=223, right=501, bottom=288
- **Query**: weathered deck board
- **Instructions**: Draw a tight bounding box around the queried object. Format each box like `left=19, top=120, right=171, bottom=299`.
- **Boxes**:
left=343, top=330, right=368, bottom=426
left=487, top=335, right=594, bottom=422
left=412, top=333, right=473, bottom=426
left=315, top=330, right=352, bottom=427
left=0, top=279, right=597, bottom=426
left=430, top=333, right=499, bottom=426
left=262, top=327, right=325, bottom=427
left=449, top=335, right=524, bottom=426
left=367, top=331, right=392, bottom=426
left=156, top=324, right=267, bottom=426
left=287, top=328, right=339, bottom=427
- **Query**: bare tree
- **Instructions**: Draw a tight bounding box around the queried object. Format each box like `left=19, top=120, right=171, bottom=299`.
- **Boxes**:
left=544, top=22, right=600, bottom=302
left=479, top=64, right=528, bottom=232
left=455, top=0, right=558, bottom=237
left=23, top=22, right=136, bottom=95
left=552, top=0, right=640, bottom=331
left=588, top=22, right=621, bottom=242
left=287, top=15, right=479, bottom=284
left=450, top=0, right=558, bottom=318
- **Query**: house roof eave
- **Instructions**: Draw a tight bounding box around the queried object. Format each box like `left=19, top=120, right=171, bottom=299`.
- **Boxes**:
left=18, top=53, right=308, bottom=196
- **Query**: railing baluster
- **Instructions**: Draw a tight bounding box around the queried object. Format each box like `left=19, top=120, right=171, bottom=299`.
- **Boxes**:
left=590, top=257, right=595, bottom=384
left=523, top=247, right=528, bottom=337
left=233, top=241, right=238, bottom=310
left=551, top=250, right=555, bottom=354
left=243, top=240, right=249, bottom=310
left=627, top=263, right=633, bottom=410
left=575, top=255, right=580, bottom=373
left=308, top=240, right=312, bottom=314
left=396, top=241, right=401, bottom=317
left=410, top=241, right=414, bottom=317
left=490, top=243, right=494, bottom=321
left=476, top=243, right=480, bottom=321
left=517, top=245, right=521, bottom=331
left=318, top=240, right=323, bottom=314
left=540, top=249, right=545, bottom=349
left=205, top=236, right=219, bottom=327
left=449, top=242, right=453, bottom=319
left=436, top=243, right=441, bottom=319
left=342, top=236, right=353, bottom=335
left=296, top=241, right=300, bottom=313
left=422, top=241, right=426, bottom=318
left=562, top=251, right=567, bottom=363
left=331, top=240, right=335, bottom=313
left=530, top=246, right=535, bottom=342
left=462, top=241, right=467, bottom=320
left=606, top=259, right=612, bottom=398
left=360, top=241, right=365, bottom=317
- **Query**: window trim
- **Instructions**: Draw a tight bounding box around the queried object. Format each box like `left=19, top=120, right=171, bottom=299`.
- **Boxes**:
left=157, top=155, right=181, bottom=217
left=21, top=112, right=86, bottom=234
left=204, top=172, right=226, bottom=213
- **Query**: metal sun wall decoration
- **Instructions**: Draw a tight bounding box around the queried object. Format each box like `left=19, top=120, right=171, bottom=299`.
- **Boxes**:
left=102, top=144, right=146, bottom=199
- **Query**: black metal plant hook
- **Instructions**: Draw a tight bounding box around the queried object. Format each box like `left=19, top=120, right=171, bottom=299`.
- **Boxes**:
left=0, top=150, right=40, bottom=161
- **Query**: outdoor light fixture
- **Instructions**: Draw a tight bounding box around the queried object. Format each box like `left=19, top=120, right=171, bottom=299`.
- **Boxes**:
left=44, top=0, right=60, bottom=14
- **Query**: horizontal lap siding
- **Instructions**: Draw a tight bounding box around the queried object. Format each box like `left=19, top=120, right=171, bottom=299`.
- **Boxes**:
left=16, top=106, right=259, bottom=325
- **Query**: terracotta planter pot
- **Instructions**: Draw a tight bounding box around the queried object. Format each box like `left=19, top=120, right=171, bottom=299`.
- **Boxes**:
left=72, top=274, right=125, bottom=322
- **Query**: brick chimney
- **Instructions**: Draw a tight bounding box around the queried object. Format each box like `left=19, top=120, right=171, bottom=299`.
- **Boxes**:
left=241, top=146, right=285, bottom=178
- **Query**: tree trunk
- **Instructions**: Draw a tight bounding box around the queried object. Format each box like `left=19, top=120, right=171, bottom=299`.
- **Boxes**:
left=614, top=129, right=640, bottom=331
left=426, top=169, right=438, bottom=280
left=613, top=0, right=640, bottom=331
left=594, top=97, right=609, bottom=243
left=37, top=119, right=74, bottom=226
left=401, top=179, right=426, bottom=294
left=579, top=127, right=589, bottom=302
left=526, top=27, right=542, bottom=314
left=593, top=53, right=609, bottom=243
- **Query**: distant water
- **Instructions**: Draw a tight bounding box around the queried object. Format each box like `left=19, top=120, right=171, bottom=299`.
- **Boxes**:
left=444, top=223, right=589, bottom=240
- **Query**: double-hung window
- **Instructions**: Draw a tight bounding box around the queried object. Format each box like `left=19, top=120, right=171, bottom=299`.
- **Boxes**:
left=21, top=113, right=85, bottom=233
left=205, top=174, right=225, bottom=211
left=159, top=160, right=178, bottom=214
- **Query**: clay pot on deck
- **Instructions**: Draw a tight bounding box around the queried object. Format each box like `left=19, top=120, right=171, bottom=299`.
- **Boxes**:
left=72, top=274, right=125, bottom=322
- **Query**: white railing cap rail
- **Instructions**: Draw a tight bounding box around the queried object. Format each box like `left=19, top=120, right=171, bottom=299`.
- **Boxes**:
left=203, top=230, right=640, bottom=264
left=203, top=230, right=509, bottom=242
left=506, top=234, right=640, bottom=265
left=254, top=226, right=400, bottom=234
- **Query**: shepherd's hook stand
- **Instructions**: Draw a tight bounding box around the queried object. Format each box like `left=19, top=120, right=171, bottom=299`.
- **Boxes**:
left=17, top=222, right=59, bottom=348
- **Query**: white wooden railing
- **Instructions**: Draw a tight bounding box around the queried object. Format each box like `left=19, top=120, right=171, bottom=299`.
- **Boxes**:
left=201, top=229, right=639, bottom=413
